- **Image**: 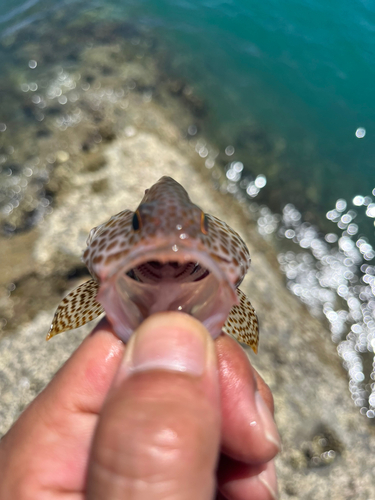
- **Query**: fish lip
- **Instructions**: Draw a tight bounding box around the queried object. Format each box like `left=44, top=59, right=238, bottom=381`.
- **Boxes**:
left=105, top=243, right=237, bottom=297
left=97, top=242, right=239, bottom=343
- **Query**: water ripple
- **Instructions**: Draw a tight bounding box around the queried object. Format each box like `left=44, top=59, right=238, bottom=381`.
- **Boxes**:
left=214, top=158, right=375, bottom=418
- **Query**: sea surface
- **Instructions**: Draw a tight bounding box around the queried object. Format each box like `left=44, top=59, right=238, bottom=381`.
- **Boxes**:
left=1, top=0, right=375, bottom=417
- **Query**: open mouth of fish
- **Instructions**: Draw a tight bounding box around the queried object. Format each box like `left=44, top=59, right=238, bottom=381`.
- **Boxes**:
left=97, top=245, right=238, bottom=342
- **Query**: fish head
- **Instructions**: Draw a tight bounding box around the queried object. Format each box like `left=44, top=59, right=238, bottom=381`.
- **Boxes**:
left=83, top=176, right=251, bottom=342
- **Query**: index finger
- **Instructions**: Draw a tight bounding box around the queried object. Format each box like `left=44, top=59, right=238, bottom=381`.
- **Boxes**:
left=0, top=318, right=124, bottom=496
left=216, top=334, right=281, bottom=464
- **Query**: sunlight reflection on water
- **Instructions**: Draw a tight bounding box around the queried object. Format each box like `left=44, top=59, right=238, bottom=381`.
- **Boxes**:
left=209, top=153, right=375, bottom=418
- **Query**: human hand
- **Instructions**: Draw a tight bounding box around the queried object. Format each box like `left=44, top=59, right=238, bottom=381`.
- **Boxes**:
left=0, top=312, right=280, bottom=500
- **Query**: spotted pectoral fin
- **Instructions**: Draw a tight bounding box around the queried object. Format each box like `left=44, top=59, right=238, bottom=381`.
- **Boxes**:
left=47, top=279, right=104, bottom=340
left=223, top=288, right=259, bottom=354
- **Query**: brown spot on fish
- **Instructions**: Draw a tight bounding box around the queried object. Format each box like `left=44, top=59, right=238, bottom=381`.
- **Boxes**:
left=106, top=240, right=118, bottom=251
left=93, top=255, right=104, bottom=264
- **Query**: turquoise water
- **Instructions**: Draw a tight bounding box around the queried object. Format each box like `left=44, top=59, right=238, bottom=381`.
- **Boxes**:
left=2, top=0, right=375, bottom=221
left=120, top=0, right=375, bottom=221
left=1, top=0, right=375, bottom=416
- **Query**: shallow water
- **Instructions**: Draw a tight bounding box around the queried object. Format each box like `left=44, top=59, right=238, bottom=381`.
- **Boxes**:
left=120, top=0, right=375, bottom=222
left=1, top=0, right=375, bottom=418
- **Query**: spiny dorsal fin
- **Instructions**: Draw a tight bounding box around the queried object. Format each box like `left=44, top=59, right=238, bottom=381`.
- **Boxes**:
left=223, top=288, right=259, bottom=354
left=47, top=279, right=104, bottom=340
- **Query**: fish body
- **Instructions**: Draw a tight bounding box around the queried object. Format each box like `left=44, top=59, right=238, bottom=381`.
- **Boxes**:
left=48, top=177, right=259, bottom=352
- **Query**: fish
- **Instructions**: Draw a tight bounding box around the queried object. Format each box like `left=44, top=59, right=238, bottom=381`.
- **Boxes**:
left=47, top=176, right=259, bottom=353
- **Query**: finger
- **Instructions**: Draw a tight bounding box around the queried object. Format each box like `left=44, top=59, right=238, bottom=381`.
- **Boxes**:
left=0, top=318, right=124, bottom=495
left=35, top=317, right=124, bottom=415
left=87, top=312, right=221, bottom=500
left=218, top=456, right=278, bottom=500
left=216, top=333, right=281, bottom=463
left=254, top=370, right=274, bottom=414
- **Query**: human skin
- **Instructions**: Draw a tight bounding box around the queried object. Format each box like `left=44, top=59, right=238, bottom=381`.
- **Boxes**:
left=0, top=312, right=280, bottom=500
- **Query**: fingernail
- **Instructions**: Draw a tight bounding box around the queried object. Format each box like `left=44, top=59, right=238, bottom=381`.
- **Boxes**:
left=122, top=313, right=213, bottom=376
left=255, top=392, right=282, bottom=451
left=259, top=460, right=278, bottom=499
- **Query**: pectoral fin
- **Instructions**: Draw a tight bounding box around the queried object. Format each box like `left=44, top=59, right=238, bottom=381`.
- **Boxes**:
left=223, top=288, right=259, bottom=353
left=47, top=279, right=104, bottom=340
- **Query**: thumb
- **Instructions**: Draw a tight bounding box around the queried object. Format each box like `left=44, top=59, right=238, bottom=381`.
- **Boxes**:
left=87, top=312, right=221, bottom=500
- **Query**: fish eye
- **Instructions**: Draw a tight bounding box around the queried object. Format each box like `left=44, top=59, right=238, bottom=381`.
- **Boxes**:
left=200, top=212, right=209, bottom=234
left=132, top=210, right=142, bottom=231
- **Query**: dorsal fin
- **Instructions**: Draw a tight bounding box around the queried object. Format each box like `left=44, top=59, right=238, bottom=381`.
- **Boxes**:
left=47, top=279, right=104, bottom=340
left=223, top=288, right=259, bottom=353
